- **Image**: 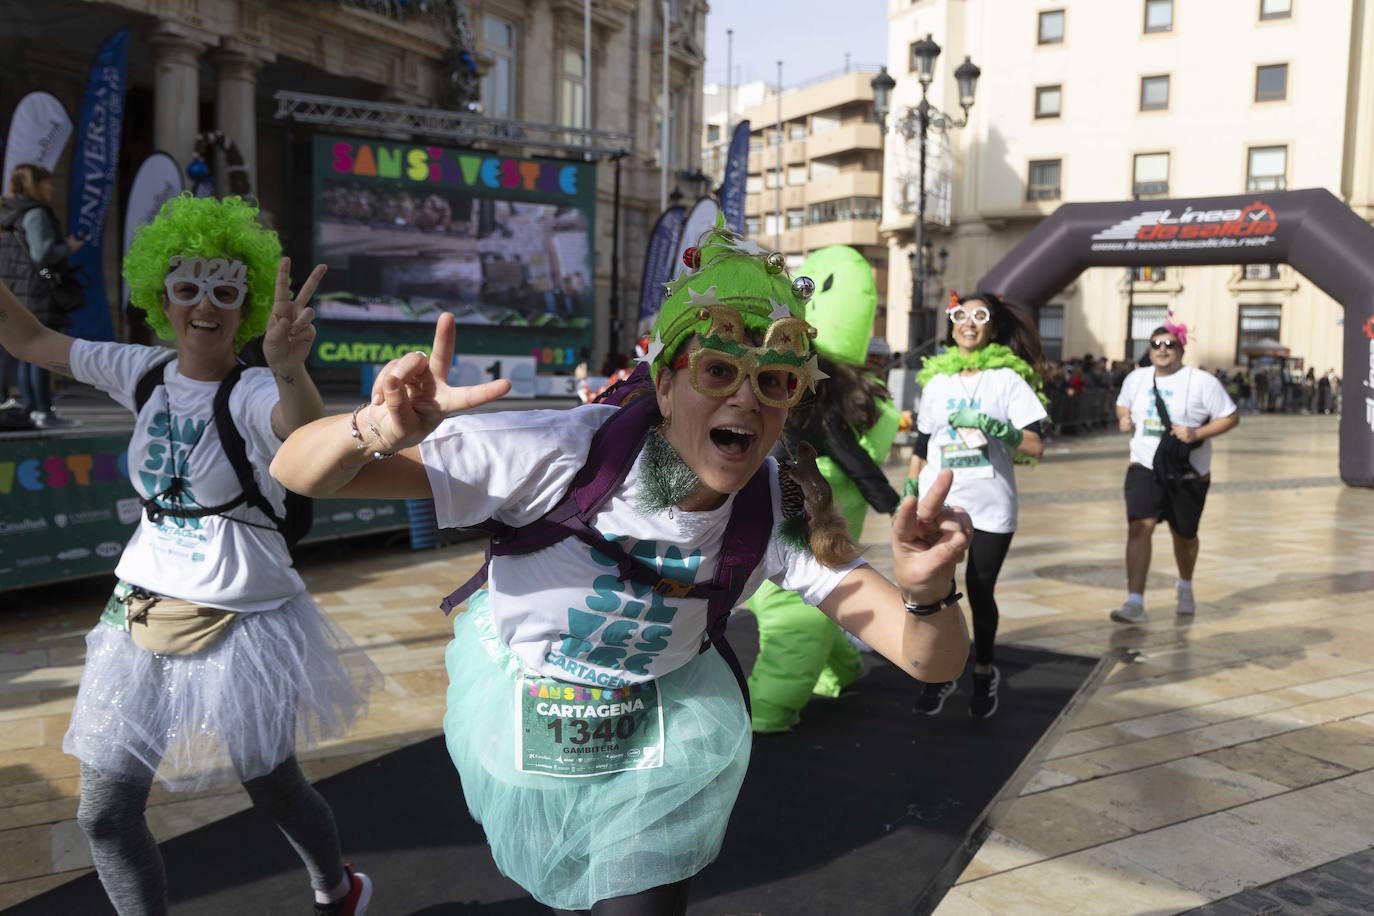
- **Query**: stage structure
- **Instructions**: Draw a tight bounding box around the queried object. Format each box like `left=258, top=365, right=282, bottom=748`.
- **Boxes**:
left=976, top=189, right=1374, bottom=488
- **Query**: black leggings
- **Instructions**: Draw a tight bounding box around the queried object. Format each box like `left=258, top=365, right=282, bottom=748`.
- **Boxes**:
left=551, top=879, right=690, bottom=916
left=967, top=529, right=1014, bottom=667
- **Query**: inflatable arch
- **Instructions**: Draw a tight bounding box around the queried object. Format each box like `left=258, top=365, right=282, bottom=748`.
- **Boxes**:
left=976, top=188, right=1374, bottom=488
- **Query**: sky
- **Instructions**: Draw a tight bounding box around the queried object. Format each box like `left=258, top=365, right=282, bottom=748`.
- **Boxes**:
left=702, top=0, right=889, bottom=89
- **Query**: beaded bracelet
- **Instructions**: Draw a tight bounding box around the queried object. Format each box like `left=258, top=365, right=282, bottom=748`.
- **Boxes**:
left=349, top=403, right=398, bottom=461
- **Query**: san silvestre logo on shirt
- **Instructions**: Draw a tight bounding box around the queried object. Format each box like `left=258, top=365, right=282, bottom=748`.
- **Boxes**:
left=139, top=411, right=207, bottom=530
left=547, top=536, right=704, bottom=685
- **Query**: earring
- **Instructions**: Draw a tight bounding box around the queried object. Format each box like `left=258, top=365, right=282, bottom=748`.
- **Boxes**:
left=659, top=415, right=672, bottom=435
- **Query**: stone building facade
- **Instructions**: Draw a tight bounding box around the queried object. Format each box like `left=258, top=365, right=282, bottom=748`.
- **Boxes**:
left=0, top=0, right=707, bottom=363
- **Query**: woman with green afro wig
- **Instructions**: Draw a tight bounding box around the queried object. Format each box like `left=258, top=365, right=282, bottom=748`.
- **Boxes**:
left=0, top=193, right=383, bottom=913
left=124, top=194, right=282, bottom=350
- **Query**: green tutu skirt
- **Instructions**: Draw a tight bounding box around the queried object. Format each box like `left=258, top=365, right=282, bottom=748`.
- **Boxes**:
left=444, top=591, right=752, bottom=910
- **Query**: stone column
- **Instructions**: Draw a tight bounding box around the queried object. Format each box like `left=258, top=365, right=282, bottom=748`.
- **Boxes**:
left=213, top=40, right=273, bottom=197
left=149, top=23, right=211, bottom=172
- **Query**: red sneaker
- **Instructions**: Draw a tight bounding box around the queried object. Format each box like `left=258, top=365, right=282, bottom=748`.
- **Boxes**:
left=314, top=864, right=372, bottom=916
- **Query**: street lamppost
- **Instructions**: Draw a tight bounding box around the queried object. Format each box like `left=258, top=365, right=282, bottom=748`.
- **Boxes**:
left=871, top=37, right=981, bottom=364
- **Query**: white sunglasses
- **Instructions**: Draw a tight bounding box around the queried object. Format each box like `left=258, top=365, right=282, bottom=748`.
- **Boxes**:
left=164, top=256, right=248, bottom=310
left=948, top=306, right=991, bottom=326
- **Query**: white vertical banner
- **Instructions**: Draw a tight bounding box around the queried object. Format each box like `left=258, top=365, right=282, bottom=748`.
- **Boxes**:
left=671, top=197, right=721, bottom=280
left=121, top=152, right=184, bottom=307
left=2, top=91, right=73, bottom=191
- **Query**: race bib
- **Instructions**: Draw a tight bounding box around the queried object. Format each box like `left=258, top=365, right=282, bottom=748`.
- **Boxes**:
left=516, top=676, right=665, bottom=778
left=941, top=441, right=994, bottom=479
left=100, top=581, right=134, bottom=630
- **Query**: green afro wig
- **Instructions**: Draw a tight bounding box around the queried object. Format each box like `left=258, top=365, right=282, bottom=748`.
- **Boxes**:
left=123, top=194, right=281, bottom=350
left=651, top=214, right=812, bottom=373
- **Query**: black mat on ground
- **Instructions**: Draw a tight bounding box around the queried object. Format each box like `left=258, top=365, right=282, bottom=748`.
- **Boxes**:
left=13, top=615, right=1098, bottom=916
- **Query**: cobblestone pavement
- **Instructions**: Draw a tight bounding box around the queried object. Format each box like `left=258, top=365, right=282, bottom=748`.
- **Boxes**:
left=1, top=413, right=1372, bottom=915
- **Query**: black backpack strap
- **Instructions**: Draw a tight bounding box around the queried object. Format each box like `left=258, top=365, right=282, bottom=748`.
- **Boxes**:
left=212, top=364, right=286, bottom=531
left=133, top=355, right=176, bottom=415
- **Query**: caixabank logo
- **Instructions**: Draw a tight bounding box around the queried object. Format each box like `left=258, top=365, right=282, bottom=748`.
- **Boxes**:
left=1091, top=201, right=1279, bottom=251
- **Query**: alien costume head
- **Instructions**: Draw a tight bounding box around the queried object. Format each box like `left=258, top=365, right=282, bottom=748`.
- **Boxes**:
left=797, top=245, right=879, bottom=367
left=647, top=215, right=822, bottom=408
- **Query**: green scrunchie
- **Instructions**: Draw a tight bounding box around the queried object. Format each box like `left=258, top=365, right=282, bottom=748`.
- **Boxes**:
left=949, top=407, right=1023, bottom=449
left=902, top=477, right=920, bottom=499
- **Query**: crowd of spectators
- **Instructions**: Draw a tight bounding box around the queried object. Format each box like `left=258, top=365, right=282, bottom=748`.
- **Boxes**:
left=1041, top=353, right=1341, bottom=435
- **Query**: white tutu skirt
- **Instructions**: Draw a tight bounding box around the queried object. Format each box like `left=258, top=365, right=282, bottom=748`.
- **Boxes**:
left=63, top=591, right=381, bottom=792
left=446, top=591, right=752, bottom=911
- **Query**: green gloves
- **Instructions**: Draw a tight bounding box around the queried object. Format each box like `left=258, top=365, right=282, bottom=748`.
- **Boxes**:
left=948, top=407, right=1023, bottom=449
left=902, top=477, right=920, bottom=499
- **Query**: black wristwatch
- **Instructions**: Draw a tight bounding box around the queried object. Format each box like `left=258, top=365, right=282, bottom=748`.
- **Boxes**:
left=903, top=579, right=962, bottom=617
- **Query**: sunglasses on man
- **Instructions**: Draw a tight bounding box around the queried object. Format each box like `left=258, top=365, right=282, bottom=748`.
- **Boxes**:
left=1150, top=339, right=1181, bottom=351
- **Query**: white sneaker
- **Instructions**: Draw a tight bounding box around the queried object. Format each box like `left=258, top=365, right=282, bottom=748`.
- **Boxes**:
left=1176, top=585, right=1196, bottom=616
left=30, top=411, right=80, bottom=429
left=1110, top=600, right=1148, bottom=624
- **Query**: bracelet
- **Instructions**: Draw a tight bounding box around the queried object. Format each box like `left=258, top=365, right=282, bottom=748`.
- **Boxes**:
left=349, top=403, right=398, bottom=461
left=904, top=578, right=962, bottom=617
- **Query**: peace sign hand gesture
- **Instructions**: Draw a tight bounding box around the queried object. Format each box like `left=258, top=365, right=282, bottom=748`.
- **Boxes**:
left=890, top=469, right=972, bottom=605
left=263, top=257, right=325, bottom=372
left=364, top=312, right=511, bottom=453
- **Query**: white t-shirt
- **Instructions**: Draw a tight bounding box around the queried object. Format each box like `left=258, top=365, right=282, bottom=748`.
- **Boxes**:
left=1117, top=366, right=1238, bottom=476
left=420, top=405, right=862, bottom=687
left=915, top=368, right=1047, bottom=534
left=70, top=340, right=304, bottom=612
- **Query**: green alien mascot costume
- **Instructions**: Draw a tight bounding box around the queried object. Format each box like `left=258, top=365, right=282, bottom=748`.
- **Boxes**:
left=744, top=245, right=901, bottom=733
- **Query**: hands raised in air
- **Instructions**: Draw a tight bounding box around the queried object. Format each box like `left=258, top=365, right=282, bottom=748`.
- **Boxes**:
left=890, top=469, right=972, bottom=606
left=363, top=312, right=511, bottom=453
left=263, top=258, right=325, bottom=373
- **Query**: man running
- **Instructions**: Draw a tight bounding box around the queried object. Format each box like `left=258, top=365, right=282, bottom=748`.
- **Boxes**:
left=1112, top=325, right=1238, bottom=623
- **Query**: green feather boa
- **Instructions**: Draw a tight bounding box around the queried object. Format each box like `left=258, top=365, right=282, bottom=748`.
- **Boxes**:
left=917, top=343, right=1049, bottom=407
left=918, top=343, right=1047, bottom=466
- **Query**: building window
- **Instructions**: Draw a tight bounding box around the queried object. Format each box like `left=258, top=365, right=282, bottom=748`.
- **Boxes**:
left=806, top=197, right=883, bottom=224
left=479, top=14, right=516, bottom=119
left=810, top=160, right=839, bottom=180
left=1237, top=304, right=1282, bottom=365
left=767, top=130, right=783, bottom=147
left=1144, top=0, right=1173, bottom=32
left=1038, top=304, right=1064, bottom=362
left=1129, top=305, right=1168, bottom=360
left=1247, top=146, right=1287, bottom=191
left=1130, top=266, right=1167, bottom=282
left=811, top=113, right=840, bottom=135
left=787, top=165, right=807, bottom=185
left=745, top=216, right=761, bottom=237
left=1035, top=85, right=1062, bottom=118
left=765, top=170, right=781, bottom=189
left=1255, top=63, right=1288, bottom=102
left=560, top=48, right=586, bottom=128
left=786, top=209, right=805, bottom=229
left=1026, top=159, right=1062, bottom=201
left=1260, top=0, right=1292, bottom=20
left=706, top=124, right=721, bottom=143
left=1244, top=264, right=1282, bottom=280
left=1140, top=74, right=1170, bottom=111
left=749, top=137, right=763, bottom=152
left=788, top=123, right=807, bottom=141
left=1038, top=9, right=1065, bottom=44
left=746, top=174, right=763, bottom=193
left=764, top=213, right=782, bottom=238
left=1133, top=152, right=1170, bottom=197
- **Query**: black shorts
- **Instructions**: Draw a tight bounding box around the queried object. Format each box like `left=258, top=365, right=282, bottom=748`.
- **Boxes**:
left=1124, top=463, right=1211, bottom=539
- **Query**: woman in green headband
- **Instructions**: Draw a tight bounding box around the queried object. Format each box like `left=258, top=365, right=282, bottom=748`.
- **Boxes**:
left=272, top=223, right=972, bottom=915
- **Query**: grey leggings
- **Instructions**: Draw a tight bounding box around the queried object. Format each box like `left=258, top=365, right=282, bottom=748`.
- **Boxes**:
left=77, top=756, right=345, bottom=916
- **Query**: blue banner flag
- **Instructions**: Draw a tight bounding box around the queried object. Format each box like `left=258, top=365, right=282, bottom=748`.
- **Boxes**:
left=636, top=205, right=686, bottom=333
left=66, top=29, right=129, bottom=340
left=719, top=120, right=750, bottom=234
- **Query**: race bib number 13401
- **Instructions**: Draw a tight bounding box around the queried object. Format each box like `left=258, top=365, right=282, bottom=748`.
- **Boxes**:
left=516, top=676, right=665, bottom=778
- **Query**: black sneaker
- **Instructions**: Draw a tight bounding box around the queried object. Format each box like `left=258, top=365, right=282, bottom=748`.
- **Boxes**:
left=915, top=680, right=956, bottom=715
left=969, top=666, right=1000, bottom=719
